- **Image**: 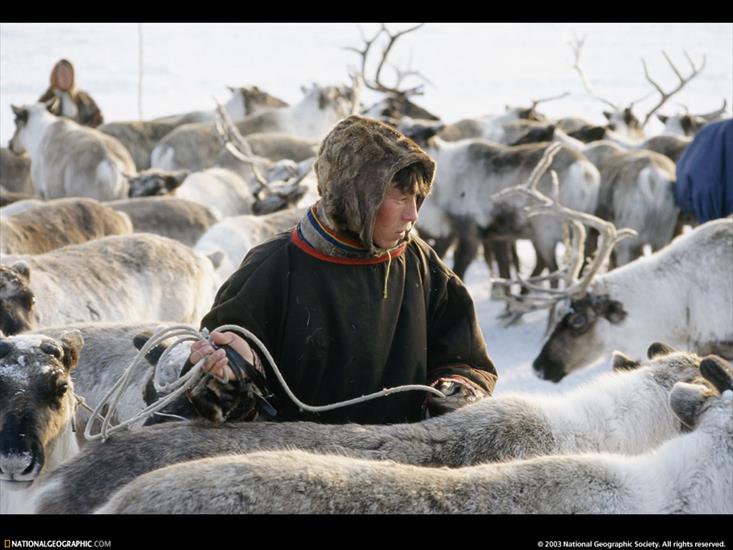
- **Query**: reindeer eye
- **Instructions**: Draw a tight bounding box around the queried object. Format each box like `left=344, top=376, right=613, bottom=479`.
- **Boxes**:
left=40, top=342, right=63, bottom=359
left=55, top=382, right=69, bottom=398
left=567, top=313, right=587, bottom=330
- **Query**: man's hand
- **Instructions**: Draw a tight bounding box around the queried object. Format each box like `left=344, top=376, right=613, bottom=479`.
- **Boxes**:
left=189, top=331, right=255, bottom=383
left=425, top=377, right=487, bottom=417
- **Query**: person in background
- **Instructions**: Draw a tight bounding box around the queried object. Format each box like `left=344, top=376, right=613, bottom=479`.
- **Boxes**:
left=38, top=58, right=104, bottom=127
left=675, top=118, right=733, bottom=224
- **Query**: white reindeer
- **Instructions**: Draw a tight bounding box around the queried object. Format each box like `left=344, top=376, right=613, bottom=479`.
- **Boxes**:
left=92, top=353, right=733, bottom=514
left=0, top=234, right=218, bottom=335
left=194, top=207, right=305, bottom=285
left=533, top=218, right=733, bottom=382
left=8, top=102, right=136, bottom=201
left=151, top=84, right=352, bottom=171
left=34, top=342, right=706, bottom=513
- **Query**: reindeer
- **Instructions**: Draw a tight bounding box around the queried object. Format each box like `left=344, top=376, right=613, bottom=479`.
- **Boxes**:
left=0, top=198, right=133, bottom=255
left=128, top=105, right=310, bottom=219
left=34, top=342, right=709, bottom=514
left=8, top=102, right=136, bottom=201
left=148, top=85, right=289, bottom=127
left=404, top=124, right=599, bottom=292
left=150, top=83, right=353, bottom=172
left=531, top=219, right=732, bottom=382
left=0, top=147, right=34, bottom=195
left=657, top=99, right=728, bottom=136
left=570, top=35, right=707, bottom=142
left=346, top=24, right=440, bottom=122
left=0, top=234, right=218, bottom=336
left=107, top=196, right=221, bottom=247
left=437, top=93, right=570, bottom=144
left=93, top=354, right=732, bottom=515
left=582, top=140, right=679, bottom=266
left=0, top=331, right=84, bottom=514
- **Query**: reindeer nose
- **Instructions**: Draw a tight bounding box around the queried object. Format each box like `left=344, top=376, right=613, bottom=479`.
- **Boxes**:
left=0, top=451, right=41, bottom=481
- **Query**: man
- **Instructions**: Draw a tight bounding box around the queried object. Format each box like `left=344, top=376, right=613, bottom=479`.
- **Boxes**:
left=189, top=115, right=498, bottom=424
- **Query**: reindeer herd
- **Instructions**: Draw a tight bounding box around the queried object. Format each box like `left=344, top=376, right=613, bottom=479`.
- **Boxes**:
left=0, top=24, right=731, bottom=515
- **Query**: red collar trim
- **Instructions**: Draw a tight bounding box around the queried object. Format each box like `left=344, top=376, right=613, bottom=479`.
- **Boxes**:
left=291, top=228, right=406, bottom=265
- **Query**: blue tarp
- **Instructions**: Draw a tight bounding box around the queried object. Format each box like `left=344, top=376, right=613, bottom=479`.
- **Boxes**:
left=675, top=118, right=733, bottom=223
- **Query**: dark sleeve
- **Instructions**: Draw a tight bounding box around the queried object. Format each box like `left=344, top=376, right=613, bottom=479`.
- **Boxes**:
left=76, top=91, right=104, bottom=127
left=427, top=273, right=498, bottom=395
left=199, top=239, right=289, bottom=356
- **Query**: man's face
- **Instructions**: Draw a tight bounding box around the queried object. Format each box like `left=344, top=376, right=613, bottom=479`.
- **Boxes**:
left=373, top=186, right=419, bottom=249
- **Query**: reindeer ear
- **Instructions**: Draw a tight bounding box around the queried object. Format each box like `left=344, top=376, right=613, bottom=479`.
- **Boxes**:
left=669, top=382, right=710, bottom=429
left=647, top=342, right=675, bottom=359
left=602, top=299, right=626, bottom=324
left=133, top=329, right=170, bottom=367
left=699, top=355, right=733, bottom=394
left=11, top=260, right=31, bottom=282
left=612, top=351, right=641, bottom=371
left=603, top=111, right=613, bottom=120
left=657, top=114, right=668, bottom=124
left=59, top=330, right=84, bottom=372
left=166, top=171, right=189, bottom=191
left=207, top=251, right=224, bottom=270
left=11, top=105, right=25, bottom=118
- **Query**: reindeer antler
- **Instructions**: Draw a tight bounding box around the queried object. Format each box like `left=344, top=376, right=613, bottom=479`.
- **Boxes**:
left=213, top=99, right=269, bottom=189
left=345, top=23, right=427, bottom=97
left=569, top=34, right=619, bottom=111
left=490, top=143, right=637, bottom=318
left=530, top=91, right=571, bottom=110
left=640, top=51, right=706, bottom=128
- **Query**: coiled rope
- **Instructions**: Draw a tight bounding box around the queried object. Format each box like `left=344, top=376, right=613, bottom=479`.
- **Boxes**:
left=84, top=324, right=446, bottom=442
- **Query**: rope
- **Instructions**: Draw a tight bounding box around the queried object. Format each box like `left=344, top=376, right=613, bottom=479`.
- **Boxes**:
left=84, top=324, right=446, bottom=442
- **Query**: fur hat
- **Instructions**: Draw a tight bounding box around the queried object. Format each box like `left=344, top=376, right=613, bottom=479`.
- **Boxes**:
left=314, top=115, right=436, bottom=253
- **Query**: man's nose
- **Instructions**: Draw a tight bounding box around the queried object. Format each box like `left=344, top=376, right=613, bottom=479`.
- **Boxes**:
left=403, top=197, right=418, bottom=222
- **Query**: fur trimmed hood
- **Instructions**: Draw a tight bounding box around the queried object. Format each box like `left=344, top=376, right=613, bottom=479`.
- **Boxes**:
left=314, top=115, right=436, bottom=253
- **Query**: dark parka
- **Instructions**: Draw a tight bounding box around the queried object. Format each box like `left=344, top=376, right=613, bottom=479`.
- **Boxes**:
left=201, top=116, right=497, bottom=424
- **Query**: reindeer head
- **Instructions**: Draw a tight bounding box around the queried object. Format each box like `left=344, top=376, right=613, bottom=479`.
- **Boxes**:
left=657, top=101, right=727, bottom=137
left=8, top=102, right=59, bottom=156
left=0, top=330, right=83, bottom=485
left=669, top=354, right=733, bottom=435
left=230, top=85, right=289, bottom=114
left=0, top=262, right=36, bottom=336
left=126, top=169, right=189, bottom=198
left=603, top=107, right=644, bottom=139
left=533, top=292, right=627, bottom=382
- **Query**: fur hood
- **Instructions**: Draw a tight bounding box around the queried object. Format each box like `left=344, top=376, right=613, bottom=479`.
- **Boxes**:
left=314, top=115, right=436, bottom=253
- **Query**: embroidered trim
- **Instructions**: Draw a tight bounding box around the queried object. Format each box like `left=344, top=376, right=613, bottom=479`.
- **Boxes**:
left=292, top=228, right=406, bottom=265
left=306, top=206, right=366, bottom=252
